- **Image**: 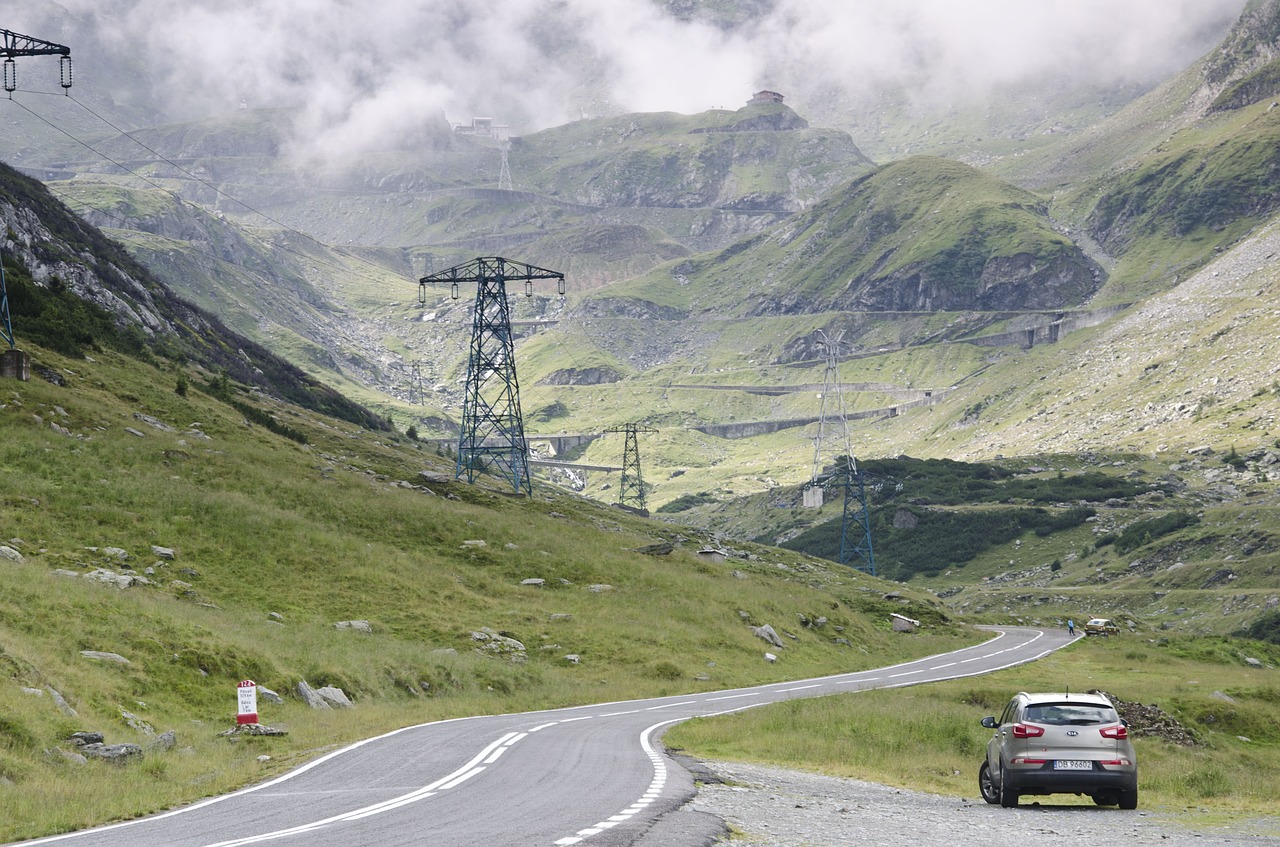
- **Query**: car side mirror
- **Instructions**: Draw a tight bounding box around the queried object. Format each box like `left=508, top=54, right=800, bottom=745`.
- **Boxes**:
left=981, top=716, right=998, bottom=729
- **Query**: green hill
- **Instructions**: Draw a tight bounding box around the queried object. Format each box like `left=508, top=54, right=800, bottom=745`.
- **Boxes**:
left=587, top=156, right=1099, bottom=322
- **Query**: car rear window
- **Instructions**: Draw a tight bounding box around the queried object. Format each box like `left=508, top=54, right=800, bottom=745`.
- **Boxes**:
left=1023, top=703, right=1118, bottom=725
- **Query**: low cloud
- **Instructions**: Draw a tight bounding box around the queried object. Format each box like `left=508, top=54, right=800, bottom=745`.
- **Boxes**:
left=12, top=0, right=1247, bottom=166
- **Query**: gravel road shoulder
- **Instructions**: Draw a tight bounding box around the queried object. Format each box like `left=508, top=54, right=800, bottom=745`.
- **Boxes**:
left=686, top=759, right=1280, bottom=847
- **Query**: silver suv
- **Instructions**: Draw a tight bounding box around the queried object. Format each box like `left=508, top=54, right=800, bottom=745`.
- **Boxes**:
left=979, top=691, right=1137, bottom=808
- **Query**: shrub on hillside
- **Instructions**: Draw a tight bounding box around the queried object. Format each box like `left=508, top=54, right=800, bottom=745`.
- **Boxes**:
left=1112, top=512, right=1200, bottom=555
left=1236, top=611, right=1280, bottom=645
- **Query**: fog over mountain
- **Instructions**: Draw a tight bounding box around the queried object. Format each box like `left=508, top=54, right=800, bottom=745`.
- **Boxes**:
left=5, top=0, right=1244, bottom=166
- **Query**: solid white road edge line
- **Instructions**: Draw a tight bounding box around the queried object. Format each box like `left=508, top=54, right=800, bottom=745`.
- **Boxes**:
left=554, top=719, right=676, bottom=846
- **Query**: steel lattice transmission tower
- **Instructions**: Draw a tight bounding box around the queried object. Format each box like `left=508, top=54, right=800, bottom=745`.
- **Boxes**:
left=606, top=423, right=657, bottom=513
left=419, top=257, right=564, bottom=495
left=803, top=331, right=875, bottom=576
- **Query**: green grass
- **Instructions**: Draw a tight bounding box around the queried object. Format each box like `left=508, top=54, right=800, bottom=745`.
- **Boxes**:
left=667, top=634, right=1280, bottom=818
left=0, top=339, right=977, bottom=842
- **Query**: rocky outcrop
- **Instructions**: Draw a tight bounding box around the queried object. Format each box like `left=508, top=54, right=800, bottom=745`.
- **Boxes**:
left=471, top=628, right=528, bottom=662
left=1203, top=0, right=1280, bottom=97
left=66, top=732, right=145, bottom=764
left=691, top=104, right=810, bottom=134
left=539, top=366, right=622, bottom=386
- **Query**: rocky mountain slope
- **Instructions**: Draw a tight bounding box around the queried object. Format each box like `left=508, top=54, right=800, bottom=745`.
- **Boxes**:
left=0, top=162, right=388, bottom=430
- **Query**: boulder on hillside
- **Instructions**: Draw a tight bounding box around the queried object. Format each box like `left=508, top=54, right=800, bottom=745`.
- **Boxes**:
left=80, top=650, right=130, bottom=664
left=752, top=624, right=785, bottom=649
left=258, top=685, right=284, bottom=705
left=296, top=680, right=330, bottom=709
left=84, top=568, right=149, bottom=589
left=471, top=628, right=527, bottom=663
left=316, top=686, right=354, bottom=708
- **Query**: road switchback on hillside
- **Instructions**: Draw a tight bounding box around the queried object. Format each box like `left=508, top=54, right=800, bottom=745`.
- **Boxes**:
left=11, top=627, right=1070, bottom=847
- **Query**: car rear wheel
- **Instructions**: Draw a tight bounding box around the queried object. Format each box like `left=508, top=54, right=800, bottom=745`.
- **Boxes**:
left=998, top=765, right=1019, bottom=808
left=978, top=761, right=1000, bottom=805
left=1119, top=788, right=1138, bottom=810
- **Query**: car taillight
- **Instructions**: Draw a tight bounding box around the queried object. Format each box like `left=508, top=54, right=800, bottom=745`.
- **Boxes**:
left=1100, top=725, right=1128, bottom=739
left=1012, top=723, right=1045, bottom=738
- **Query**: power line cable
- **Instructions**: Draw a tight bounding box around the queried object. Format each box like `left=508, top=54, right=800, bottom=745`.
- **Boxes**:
left=3, top=89, right=412, bottom=289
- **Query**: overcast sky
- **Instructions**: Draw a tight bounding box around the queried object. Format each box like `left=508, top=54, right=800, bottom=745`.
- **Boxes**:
left=8, top=0, right=1247, bottom=164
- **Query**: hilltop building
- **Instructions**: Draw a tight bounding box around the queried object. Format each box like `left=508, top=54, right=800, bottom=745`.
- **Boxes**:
left=453, top=117, right=510, bottom=141
left=748, top=90, right=785, bottom=106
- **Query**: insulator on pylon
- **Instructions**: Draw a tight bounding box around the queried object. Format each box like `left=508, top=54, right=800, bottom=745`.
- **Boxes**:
left=59, top=56, right=72, bottom=91
left=3, top=59, right=16, bottom=94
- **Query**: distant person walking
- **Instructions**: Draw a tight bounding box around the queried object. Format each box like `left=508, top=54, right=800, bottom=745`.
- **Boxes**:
left=1068, top=619, right=1075, bottom=636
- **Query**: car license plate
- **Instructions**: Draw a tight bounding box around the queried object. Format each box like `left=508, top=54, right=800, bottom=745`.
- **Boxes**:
left=1054, top=760, right=1093, bottom=770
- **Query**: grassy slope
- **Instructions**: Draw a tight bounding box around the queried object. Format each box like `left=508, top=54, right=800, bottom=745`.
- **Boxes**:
left=1078, top=98, right=1280, bottom=303
left=588, top=155, right=1092, bottom=321
left=0, top=340, right=975, bottom=841
left=668, top=635, right=1280, bottom=819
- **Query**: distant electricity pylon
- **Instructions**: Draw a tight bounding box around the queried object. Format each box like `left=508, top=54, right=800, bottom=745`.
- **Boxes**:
left=803, top=331, right=875, bottom=576
left=419, top=257, right=565, bottom=495
left=498, top=140, right=513, bottom=191
left=606, top=423, right=658, bottom=513
left=407, top=360, right=424, bottom=406
left=1, top=28, right=72, bottom=382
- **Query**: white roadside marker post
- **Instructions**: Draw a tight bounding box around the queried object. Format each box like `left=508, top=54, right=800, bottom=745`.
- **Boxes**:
left=237, top=679, right=259, bottom=726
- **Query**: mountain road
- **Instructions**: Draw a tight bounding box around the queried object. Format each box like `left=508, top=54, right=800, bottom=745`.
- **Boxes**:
left=13, top=626, right=1070, bottom=847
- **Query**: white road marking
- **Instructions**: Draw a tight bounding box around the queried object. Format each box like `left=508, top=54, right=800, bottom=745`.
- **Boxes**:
left=22, top=626, right=1064, bottom=847
left=193, top=733, right=520, bottom=846
left=554, top=718, right=676, bottom=845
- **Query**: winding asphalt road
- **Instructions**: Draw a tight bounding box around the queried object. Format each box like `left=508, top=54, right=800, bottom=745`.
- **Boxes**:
left=16, top=626, right=1071, bottom=847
